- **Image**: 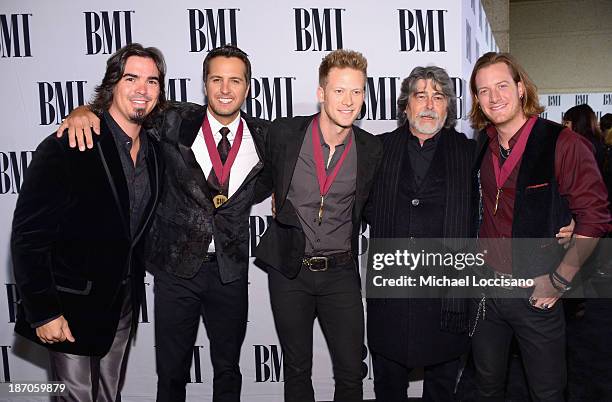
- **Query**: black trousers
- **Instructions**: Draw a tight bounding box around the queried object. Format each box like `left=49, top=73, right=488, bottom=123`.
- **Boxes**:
left=471, top=296, right=566, bottom=402
left=268, top=260, right=364, bottom=402
left=154, top=261, right=248, bottom=402
left=372, top=353, right=461, bottom=402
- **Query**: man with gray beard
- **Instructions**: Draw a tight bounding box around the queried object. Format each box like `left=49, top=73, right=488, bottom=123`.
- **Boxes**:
left=364, top=66, right=478, bottom=401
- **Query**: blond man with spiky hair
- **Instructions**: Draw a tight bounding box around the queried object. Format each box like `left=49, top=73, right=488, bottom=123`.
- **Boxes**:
left=254, top=49, right=382, bottom=402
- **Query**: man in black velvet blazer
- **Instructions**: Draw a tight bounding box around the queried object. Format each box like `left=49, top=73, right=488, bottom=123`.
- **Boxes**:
left=58, top=45, right=268, bottom=402
left=12, top=44, right=164, bottom=402
left=254, top=49, right=382, bottom=402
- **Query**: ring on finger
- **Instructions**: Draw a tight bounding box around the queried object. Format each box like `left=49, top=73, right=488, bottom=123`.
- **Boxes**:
left=529, top=296, right=536, bottom=306
left=541, top=303, right=550, bottom=310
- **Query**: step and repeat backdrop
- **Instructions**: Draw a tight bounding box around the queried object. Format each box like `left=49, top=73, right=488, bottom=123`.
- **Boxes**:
left=0, top=1, right=498, bottom=401
left=538, top=92, right=612, bottom=124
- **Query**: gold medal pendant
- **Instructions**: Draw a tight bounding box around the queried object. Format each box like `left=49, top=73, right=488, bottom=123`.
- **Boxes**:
left=213, top=194, right=228, bottom=208
left=493, top=188, right=502, bottom=215
left=317, top=195, right=324, bottom=225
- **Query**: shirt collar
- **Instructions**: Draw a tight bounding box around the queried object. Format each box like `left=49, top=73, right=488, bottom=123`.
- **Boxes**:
left=206, top=109, right=241, bottom=142
left=316, top=118, right=352, bottom=148
left=485, top=119, right=530, bottom=148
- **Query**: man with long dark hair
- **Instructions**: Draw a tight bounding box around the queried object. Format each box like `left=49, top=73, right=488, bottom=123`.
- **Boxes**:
left=57, top=44, right=268, bottom=402
left=12, top=43, right=164, bottom=401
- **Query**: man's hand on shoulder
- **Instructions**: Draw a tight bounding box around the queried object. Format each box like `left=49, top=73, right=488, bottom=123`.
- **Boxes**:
left=56, top=106, right=100, bottom=151
left=35, top=315, right=75, bottom=344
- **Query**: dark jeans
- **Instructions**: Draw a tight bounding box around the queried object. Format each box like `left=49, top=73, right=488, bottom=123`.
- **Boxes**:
left=372, top=353, right=461, bottom=402
left=268, top=260, right=364, bottom=402
left=154, top=261, right=248, bottom=402
left=471, top=295, right=566, bottom=402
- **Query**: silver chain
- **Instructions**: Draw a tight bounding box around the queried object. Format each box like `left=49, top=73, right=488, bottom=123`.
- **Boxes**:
left=469, top=295, right=487, bottom=337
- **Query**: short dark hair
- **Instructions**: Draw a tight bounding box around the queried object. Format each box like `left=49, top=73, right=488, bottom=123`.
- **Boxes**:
left=202, top=44, right=251, bottom=83
left=90, top=43, right=167, bottom=124
left=397, top=66, right=457, bottom=128
left=600, top=113, right=612, bottom=133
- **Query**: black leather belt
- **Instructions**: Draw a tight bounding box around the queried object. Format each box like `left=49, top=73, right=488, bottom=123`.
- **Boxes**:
left=202, top=252, right=217, bottom=262
left=302, top=251, right=353, bottom=272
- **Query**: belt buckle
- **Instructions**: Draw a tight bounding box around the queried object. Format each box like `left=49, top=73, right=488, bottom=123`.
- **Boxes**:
left=494, top=271, right=513, bottom=290
left=305, top=256, right=328, bottom=272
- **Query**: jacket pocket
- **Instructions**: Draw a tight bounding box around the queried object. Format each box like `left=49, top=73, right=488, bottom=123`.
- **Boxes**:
left=54, top=273, right=92, bottom=295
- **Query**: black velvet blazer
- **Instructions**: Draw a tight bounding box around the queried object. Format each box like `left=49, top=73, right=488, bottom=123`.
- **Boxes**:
left=12, top=118, right=160, bottom=356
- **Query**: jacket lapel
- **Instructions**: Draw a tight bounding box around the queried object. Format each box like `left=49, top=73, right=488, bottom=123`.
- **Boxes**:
left=96, top=119, right=130, bottom=237
left=236, top=114, right=265, bottom=191
left=352, top=126, right=379, bottom=223
left=177, top=106, right=212, bottom=201
left=278, top=116, right=312, bottom=206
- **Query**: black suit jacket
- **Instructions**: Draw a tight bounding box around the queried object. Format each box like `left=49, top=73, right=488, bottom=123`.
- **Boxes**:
left=12, top=119, right=160, bottom=356
left=254, top=114, right=383, bottom=278
left=145, top=103, right=269, bottom=283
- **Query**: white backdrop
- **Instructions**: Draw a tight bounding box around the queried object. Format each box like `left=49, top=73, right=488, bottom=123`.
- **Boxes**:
left=538, top=92, right=612, bottom=124
left=0, top=1, right=496, bottom=400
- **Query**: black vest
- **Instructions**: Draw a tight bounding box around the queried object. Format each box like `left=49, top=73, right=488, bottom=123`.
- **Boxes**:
left=476, top=118, right=571, bottom=278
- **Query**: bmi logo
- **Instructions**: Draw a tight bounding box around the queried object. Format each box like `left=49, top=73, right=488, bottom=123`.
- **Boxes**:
left=0, top=346, right=10, bottom=382
left=399, top=9, right=447, bottom=52
left=188, top=345, right=206, bottom=383
left=167, top=78, right=190, bottom=102
left=254, top=345, right=282, bottom=382
left=548, top=95, right=561, bottom=107
left=84, top=11, right=134, bottom=55
left=249, top=215, right=273, bottom=257
left=575, top=94, right=588, bottom=105
left=0, top=151, right=34, bottom=195
left=245, top=78, right=295, bottom=120
left=0, top=14, right=32, bottom=57
left=452, top=77, right=466, bottom=120
left=357, top=77, right=400, bottom=121
left=539, top=111, right=548, bottom=120
left=5, top=284, right=19, bottom=323
left=188, top=9, right=238, bottom=52
left=38, top=81, right=87, bottom=125
left=294, top=8, right=344, bottom=51
left=139, top=281, right=151, bottom=323
left=603, top=93, right=612, bottom=105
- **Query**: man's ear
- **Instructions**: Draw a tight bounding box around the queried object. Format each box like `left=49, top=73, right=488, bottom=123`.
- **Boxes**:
left=317, top=86, right=324, bottom=103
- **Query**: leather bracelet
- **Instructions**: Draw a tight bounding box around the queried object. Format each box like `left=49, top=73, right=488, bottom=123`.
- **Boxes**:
left=549, top=272, right=570, bottom=293
left=552, top=270, right=571, bottom=287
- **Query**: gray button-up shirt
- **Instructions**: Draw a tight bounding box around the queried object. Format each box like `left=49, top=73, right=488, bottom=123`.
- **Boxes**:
left=286, top=119, right=357, bottom=255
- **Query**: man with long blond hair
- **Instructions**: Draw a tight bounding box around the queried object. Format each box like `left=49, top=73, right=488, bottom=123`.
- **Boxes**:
left=254, top=49, right=382, bottom=402
left=468, top=52, right=610, bottom=401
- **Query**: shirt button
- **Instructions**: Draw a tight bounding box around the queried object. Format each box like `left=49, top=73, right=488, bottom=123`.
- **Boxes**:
left=411, top=198, right=420, bottom=206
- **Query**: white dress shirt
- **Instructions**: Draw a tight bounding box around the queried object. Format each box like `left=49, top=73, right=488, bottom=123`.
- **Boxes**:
left=192, top=110, right=260, bottom=252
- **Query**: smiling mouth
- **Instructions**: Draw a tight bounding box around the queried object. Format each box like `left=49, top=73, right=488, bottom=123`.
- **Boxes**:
left=218, top=97, right=234, bottom=104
